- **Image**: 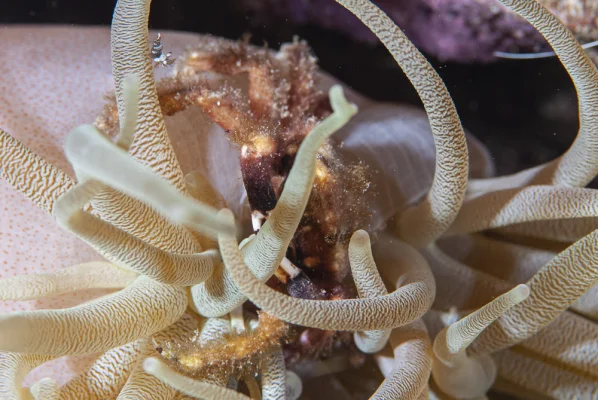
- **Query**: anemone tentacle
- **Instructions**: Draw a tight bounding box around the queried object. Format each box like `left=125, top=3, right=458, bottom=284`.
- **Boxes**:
left=218, top=209, right=435, bottom=331
left=0, top=277, right=187, bottom=356
left=0, top=262, right=138, bottom=301
left=53, top=178, right=217, bottom=285
left=335, top=0, right=469, bottom=248
left=468, top=0, right=598, bottom=192
left=349, top=230, right=391, bottom=353
left=143, top=358, right=250, bottom=400
left=373, top=320, right=432, bottom=400
left=432, top=285, right=529, bottom=399
left=0, top=129, right=74, bottom=214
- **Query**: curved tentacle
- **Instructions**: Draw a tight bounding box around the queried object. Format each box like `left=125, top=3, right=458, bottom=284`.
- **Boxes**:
left=260, top=347, right=286, bottom=400
left=117, top=314, right=199, bottom=400
left=89, top=74, right=202, bottom=255
left=468, top=0, right=598, bottom=191
left=373, top=320, right=432, bottom=400
left=495, top=217, right=598, bottom=244
left=335, top=0, right=469, bottom=248
left=438, top=235, right=598, bottom=321
left=218, top=209, right=434, bottom=331
left=190, top=85, right=357, bottom=317
left=432, top=285, right=529, bottom=399
left=0, top=353, right=52, bottom=400
left=470, top=228, right=598, bottom=356
left=56, top=341, right=141, bottom=399
left=0, top=276, right=186, bottom=356
left=448, top=186, right=598, bottom=235
left=494, top=349, right=598, bottom=399
left=63, top=124, right=231, bottom=239
left=110, top=0, right=185, bottom=190
left=0, top=262, right=138, bottom=301
left=143, top=358, right=250, bottom=400
left=30, top=378, right=59, bottom=400
left=53, top=178, right=217, bottom=286
left=348, top=230, right=391, bottom=353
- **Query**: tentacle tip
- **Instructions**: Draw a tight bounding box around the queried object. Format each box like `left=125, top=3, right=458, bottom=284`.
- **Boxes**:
left=350, top=229, right=370, bottom=246
left=30, top=377, right=58, bottom=398
left=512, top=284, right=530, bottom=303
left=216, top=208, right=237, bottom=234
left=143, top=356, right=162, bottom=375
left=328, top=84, right=358, bottom=116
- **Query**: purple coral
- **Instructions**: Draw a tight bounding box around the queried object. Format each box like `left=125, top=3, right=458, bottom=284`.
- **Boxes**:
left=239, top=0, right=547, bottom=62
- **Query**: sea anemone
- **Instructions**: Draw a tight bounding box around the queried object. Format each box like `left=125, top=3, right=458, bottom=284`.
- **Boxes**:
left=0, top=0, right=597, bottom=399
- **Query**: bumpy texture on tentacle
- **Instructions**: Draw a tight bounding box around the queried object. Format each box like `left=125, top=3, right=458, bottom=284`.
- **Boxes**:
left=0, top=276, right=186, bottom=356
left=448, top=186, right=598, bottom=235
left=439, top=234, right=598, bottom=321
left=334, top=0, right=469, bottom=248
left=110, top=0, right=185, bottom=190
left=496, top=217, right=598, bottom=244
left=30, top=378, right=59, bottom=400
left=64, top=124, right=231, bottom=239
left=0, top=262, right=138, bottom=301
left=471, top=229, right=598, bottom=356
left=373, top=320, right=432, bottom=400
left=468, top=0, right=598, bottom=191
left=118, top=315, right=199, bottom=400
left=143, top=358, right=250, bottom=400
left=0, top=129, right=74, bottom=214
left=53, top=178, right=217, bottom=285
left=432, top=285, right=529, bottom=399
left=102, top=21, right=202, bottom=255
left=218, top=209, right=434, bottom=330
left=260, top=347, right=286, bottom=400
left=190, top=85, right=357, bottom=317
left=59, top=341, right=142, bottom=399
left=0, top=353, right=52, bottom=400
left=349, top=230, right=391, bottom=353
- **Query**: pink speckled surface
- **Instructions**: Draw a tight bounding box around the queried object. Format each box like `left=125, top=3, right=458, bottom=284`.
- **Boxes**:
left=0, top=25, right=224, bottom=387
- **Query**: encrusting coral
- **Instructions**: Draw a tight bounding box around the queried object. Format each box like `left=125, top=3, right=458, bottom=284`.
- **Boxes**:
left=0, top=0, right=597, bottom=399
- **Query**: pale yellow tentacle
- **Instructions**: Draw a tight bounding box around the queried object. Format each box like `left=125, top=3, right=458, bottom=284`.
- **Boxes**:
left=471, top=229, right=598, bottom=356
left=349, top=230, right=391, bottom=353
left=0, top=353, right=52, bottom=400
left=432, top=285, right=529, bottom=399
left=0, top=276, right=186, bottom=356
left=117, top=315, right=199, bottom=400
left=496, top=217, right=598, bottom=244
left=143, top=358, right=250, bottom=400
left=110, top=0, right=185, bottom=190
left=468, top=0, right=598, bottom=191
left=101, top=27, right=202, bottom=254
left=439, top=235, right=598, bottom=321
left=334, top=0, right=469, bottom=248
left=0, top=129, right=74, bottom=214
left=0, top=262, right=138, bottom=301
left=218, top=209, right=434, bottom=331
left=58, top=341, right=141, bottom=399
left=373, top=320, right=432, bottom=400
left=54, top=178, right=217, bottom=286
left=64, top=124, right=231, bottom=239
left=30, top=378, right=59, bottom=400
left=494, top=349, right=598, bottom=399
left=448, top=186, right=598, bottom=235
left=260, top=347, right=286, bottom=400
